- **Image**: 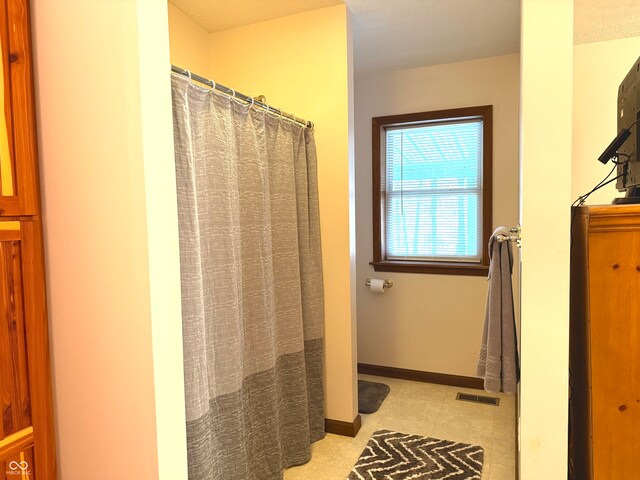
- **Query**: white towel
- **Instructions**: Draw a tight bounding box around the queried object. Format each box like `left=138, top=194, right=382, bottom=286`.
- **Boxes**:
left=476, top=226, right=520, bottom=394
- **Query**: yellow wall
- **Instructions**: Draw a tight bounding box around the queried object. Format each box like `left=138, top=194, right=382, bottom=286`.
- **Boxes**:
left=573, top=37, right=640, bottom=204
left=520, top=0, right=573, bottom=477
left=31, top=1, right=188, bottom=478
left=167, top=2, right=210, bottom=76
left=207, top=5, right=357, bottom=423
left=355, top=54, right=520, bottom=378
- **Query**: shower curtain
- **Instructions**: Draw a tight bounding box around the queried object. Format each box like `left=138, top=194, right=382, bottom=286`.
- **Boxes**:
left=171, top=73, right=325, bottom=480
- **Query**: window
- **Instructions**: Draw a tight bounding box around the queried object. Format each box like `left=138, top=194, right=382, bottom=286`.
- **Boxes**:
left=371, top=106, right=492, bottom=275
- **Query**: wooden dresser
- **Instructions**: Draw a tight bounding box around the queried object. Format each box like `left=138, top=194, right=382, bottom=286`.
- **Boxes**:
left=0, top=0, right=55, bottom=478
left=569, top=204, right=640, bottom=480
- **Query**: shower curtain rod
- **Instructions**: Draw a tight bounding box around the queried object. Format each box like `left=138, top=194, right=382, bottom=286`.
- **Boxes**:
left=171, top=65, right=314, bottom=129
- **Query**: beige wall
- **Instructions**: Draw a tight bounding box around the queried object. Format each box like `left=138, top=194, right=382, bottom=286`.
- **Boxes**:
left=167, top=2, right=210, bottom=76
left=31, top=1, right=187, bottom=478
left=135, top=2, right=189, bottom=478
left=519, top=0, right=573, bottom=477
left=355, top=54, right=520, bottom=378
left=573, top=36, right=640, bottom=204
left=168, top=5, right=358, bottom=423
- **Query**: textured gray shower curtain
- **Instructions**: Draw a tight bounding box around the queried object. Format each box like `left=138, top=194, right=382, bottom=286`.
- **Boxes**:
left=171, top=73, right=325, bottom=480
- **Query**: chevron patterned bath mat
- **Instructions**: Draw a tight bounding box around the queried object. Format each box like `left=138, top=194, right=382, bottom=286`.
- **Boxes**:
left=348, top=429, right=484, bottom=479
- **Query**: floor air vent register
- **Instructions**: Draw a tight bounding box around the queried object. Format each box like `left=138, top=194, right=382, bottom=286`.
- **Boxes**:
left=456, top=392, right=500, bottom=406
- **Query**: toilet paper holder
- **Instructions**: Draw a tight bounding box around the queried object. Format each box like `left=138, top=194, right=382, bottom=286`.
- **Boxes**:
left=365, top=278, right=393, bottom=290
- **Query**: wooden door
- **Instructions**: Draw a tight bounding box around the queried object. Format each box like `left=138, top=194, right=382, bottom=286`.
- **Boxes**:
left=0, top=222, right=53, bottom=479
left=0, top=0, right=55, bottom=478
left=0, top=0, right=39, bottom=217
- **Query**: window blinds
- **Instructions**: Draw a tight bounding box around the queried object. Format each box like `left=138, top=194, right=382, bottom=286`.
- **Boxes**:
left=384, top=119, right=483, bottom=261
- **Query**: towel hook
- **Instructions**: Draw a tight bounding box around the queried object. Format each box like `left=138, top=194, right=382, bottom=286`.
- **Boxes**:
left=496, top=224, right=521, bottom=248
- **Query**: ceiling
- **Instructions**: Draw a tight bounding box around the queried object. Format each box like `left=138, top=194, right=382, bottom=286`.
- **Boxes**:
left=574, top=0, right=640, bottom=45
left=347, top=0, right=520, bottom=74
left=169, top=0, right=640, bottom=75
left=169, top=0, right=521, bottom=74
left=170, top=0, right=343, bottom=33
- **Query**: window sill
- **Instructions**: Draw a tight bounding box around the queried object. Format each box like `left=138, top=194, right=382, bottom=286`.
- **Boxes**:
left=370, top=260, right=489, bottom=276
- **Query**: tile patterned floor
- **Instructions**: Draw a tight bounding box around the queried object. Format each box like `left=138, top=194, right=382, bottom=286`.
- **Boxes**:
left=284, top=374, right=517, bottom=480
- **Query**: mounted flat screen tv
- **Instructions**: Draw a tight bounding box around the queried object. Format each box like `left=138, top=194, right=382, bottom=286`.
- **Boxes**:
left=599, top=56, right=640, bottom=203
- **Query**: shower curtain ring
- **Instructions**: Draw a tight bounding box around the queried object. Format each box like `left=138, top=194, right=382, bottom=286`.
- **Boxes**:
left=209, top=78, right=216, bottom=92
left=186, top=70, right=192, bottom=81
